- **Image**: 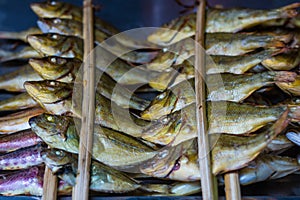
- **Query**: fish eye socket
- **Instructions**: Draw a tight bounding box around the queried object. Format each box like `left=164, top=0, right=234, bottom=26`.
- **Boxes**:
left=55, top=150, right=62, bottom=156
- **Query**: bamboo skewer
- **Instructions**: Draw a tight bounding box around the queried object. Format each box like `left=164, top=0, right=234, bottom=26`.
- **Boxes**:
left=225, top=172, right=241, bottom=199
left=194, top=0, right=217, bottom=199
left=42, top=166, right=58, bottom=200
left=73, top=0, right=95, bottom=199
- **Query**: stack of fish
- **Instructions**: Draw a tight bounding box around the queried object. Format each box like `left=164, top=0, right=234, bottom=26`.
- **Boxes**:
left=0, top=0, right=299, bottom=197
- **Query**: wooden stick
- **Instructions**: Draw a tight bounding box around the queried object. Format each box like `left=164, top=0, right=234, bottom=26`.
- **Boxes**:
left=194, top=0, right=217, bottom=199
left=225, top=173, right=241, bottom=200
left=42, top=166, right=58, bottom=200
left=73, top=0, right=95, bottom=199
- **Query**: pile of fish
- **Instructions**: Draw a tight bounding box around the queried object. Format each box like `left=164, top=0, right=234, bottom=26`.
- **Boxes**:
left=0, top=0, right=299, bottom=197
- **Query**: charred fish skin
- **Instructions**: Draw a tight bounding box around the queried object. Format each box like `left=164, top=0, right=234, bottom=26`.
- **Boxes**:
left=211, top=110, right=289, bottom=174
left=0, top=129, right=42, bottom=153
left=0, top=144, right=44, bottom=170
left=0, top=166, right=43, bottom=196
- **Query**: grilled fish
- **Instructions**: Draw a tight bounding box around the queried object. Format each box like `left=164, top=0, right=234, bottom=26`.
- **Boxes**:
left=37, top=18, right=157, bottom=63
left=0, top=144, right=44, bottom=170
left=0, top=107, right=44, bottom=134
left=0, top=93, right=38, bottom=112
left=24, top=80, right=152, bottom=137
left=0, top=129, right=42, bottom=153
left=148, top=3, right=299, bottom=45
left=29, top=57, right=151, bottom=110
left=27, top=33, right=160, bottom=85
left=212, top=110, right=289, bottom=174
left=29, top=113, right=157, bottom=168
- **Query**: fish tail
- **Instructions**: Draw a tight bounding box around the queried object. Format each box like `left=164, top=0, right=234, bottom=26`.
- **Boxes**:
left=280, top=3, right=300, bottom=13
left=0, top=31, right=23, bottom=41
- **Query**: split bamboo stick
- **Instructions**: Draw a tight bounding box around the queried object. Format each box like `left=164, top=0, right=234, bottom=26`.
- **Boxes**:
left=73, top=0, right=95, bottom=199
left=194, top=0, right=218, bottom=199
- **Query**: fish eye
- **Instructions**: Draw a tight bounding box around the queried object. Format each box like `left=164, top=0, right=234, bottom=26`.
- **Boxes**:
left=53, top=19, right=61, bottom=24
left=50, top=57, right=57, bottom=63
left=50, top=1, right=57, bottom=6
left=55, top=150, right=62, bottom=156
left=49, top=81, right=57, bottom=86
left=157, top=93, right=166, bottom=100
left=47, top=115, right=54, bottom=122
left=51, top=34, right=58, bottom=39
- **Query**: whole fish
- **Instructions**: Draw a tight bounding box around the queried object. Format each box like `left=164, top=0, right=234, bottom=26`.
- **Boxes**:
left=29, top=57, right=151, bottom=111
left=29, top=113, right=158, bottom=168
left=37, top=18, right=158, bottom=63
left=31, top=2, right=157, bottom=49
left=0, top=129, right=42, bottom=153
left=207, top=71, right=299, bottom=102
left=142, top=101, right=300, bottom=145
left=30, top=1, right=119, bottom=36
left=0, top=64, right=42, bottom=92
left=211, top=110, right=289, bottom=174
left=0, top=144, right=44, bottom=170
left=239, top=154, right=300, bottom=185
left=27, top=33, right=160, bottom=85
left=143, top=71, right=300, bottom=120
left=42, top=148, right=169, bottom=194
left=147, top=44, right=299, bottom=74
left=0, top=27, right=41, bottom=42
left=24, top=80, right=152, bottom=137
left=0, top=107, right=44, bottom=134
left=0, top=46, right=41, bottom=63
left=0, top=166, right=72, bottom=196
left=0, top=93, right=38, bottom=112
left=27, top=33, right=83, bottom=59
left=147, top=3, right=299, bottom=45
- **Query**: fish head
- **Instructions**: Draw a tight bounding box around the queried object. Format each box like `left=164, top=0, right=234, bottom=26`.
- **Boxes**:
left=37, top=18, right=82, bottom=36
left=24, top=80, right=73, bottom=104
left=41, top=148, right=75, bottom=172
left=29, top=57, right=81, bottom=80
left=27, top=33, right=82, bottom=59
left=29, top=113, right=71, bottom=140
left=30, top=1, right=72, bottom=19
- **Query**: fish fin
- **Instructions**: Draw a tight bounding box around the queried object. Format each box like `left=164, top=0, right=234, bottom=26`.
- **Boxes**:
left=140, top=183, right=170, bottom=194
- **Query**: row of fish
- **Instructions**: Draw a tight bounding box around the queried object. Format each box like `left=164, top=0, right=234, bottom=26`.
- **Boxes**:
left=0, top=0, right=299, bottom=197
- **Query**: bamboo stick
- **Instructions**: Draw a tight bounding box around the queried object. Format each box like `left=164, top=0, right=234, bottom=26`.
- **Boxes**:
left=194, top=0, right=217, bottom=199
left=42, top=166, right=58, bottom=200
left=225, top=173, right=241, bottom=200
left=73, top=0, right=95, bottom=199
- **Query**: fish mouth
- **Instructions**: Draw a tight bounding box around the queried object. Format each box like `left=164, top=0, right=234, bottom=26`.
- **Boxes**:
left=27, top=35, right=43, bottom=51
left=30, top=3, right=44, bottom=16
left=29, top=58, right=45, bottom=75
